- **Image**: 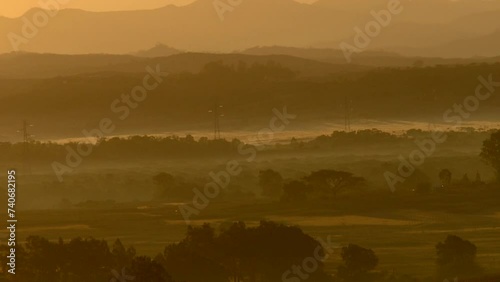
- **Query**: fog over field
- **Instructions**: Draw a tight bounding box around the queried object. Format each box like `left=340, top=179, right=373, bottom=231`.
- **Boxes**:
left=0, top=1, right=500, bottom=282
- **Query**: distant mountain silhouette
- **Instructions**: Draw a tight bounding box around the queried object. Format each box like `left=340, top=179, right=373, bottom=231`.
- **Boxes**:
left=312, top=0, right=500, bottom=24
left=388, top=29, right=500, bottom=58
left=450, top=10, right=500, bottom=36
left=0, top=52, right=367, bottom=79
left=1, top=0, right=499, bottom=57
left=242, top=46, right=500, bottom=67
left=314, top=21, right=474, bottom=52
left=3, top=50, right=500, bottom=80
left=0, top=0, right=347, bottom=54
left=133, top=44, right=183, bottom=58
left=243, top=46, right=417, bottom=67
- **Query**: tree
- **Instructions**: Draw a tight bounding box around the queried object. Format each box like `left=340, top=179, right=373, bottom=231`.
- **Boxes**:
left=281, top=180, right=308, bottom=203
left=0, top=235, right=176, bottom=282
left=337, top=244, right=378, bottom=282
left=65, top=237, right=113, bottom=281
left=258, top=169, right=284, bottom=199
left=163, top=221, right=332, bottom=282
left=152, top=173, right=194, bottom=200
left=153, top=172, right=175, bottom=197
left=460, top=174, right=471, bottom=187
left=163, top=224, right=227, bottom=282
left=243, top=221, right=331, bottom=282
left=112, top=239, right=136, bottom=269
left=217, top=221, right=248, bottom=281
left=436, top=235, right=482, bottom=280
left=439, top=169, right=452, bottom=189
left=23, top=236, right=60, bottom=281
left=130, top=256, right=174, bottom=282
left=304, top=170, right=364, bottom=198
left=480, top=130, right=500, bottom=181
left=0, top=244, right=31, bottom=281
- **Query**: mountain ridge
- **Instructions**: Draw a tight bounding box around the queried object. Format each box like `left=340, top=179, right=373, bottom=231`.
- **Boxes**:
left=1, top=0, right=500, bottom=57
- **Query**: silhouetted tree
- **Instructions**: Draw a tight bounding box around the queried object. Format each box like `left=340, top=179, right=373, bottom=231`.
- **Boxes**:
left=130, top=256, right=174, bottom=282
left=66, top=237, right=113, bottom=281
left=304, top=170, right=364, bottom=198
left=258, top=169, right=284, bottom=199
left=153, top=172, right=175, bottom=187
left=245, top=221, right=332, bottom=282
left=436, top=235, right=482, bottom=280
left=480, top=130, right=500, bottom=181
left=24, top=236, right=60, bottom=281
left=163, top=224, right=227, bottom=282
left=163, top=221, right=332, bottom=282
left=337, top=244, right=378, bottom=282
left=153, top=173, right=198, bottom=200
left=439, top=169, right=452, bottom=189
left=0, top=244, right=31, bottom=281
left=112, top=239, right=136, bottom=269
left=0, top=235, right=177, bottom=282
left=460, top=174, right=471, bottom=187
left=217, top=221, right=248, bottom=281
left=281, top=180, right=308, bottom=203
left=153, top=172, right=176, bottom=197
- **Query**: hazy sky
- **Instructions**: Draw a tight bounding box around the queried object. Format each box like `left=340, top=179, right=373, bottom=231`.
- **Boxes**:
left=0, top=0, right=318, bottom=18
left=0, top=0, right=194, bottom=18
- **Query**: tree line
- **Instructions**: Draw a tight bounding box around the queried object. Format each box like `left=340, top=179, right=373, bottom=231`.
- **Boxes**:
left=0, top=221, right=494, bottom=282
left=1, top=128, right=497, bottom=163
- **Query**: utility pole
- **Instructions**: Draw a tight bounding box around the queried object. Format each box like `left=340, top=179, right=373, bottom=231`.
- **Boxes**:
left=17, top=120, right=34, bottom=175
left=209, top=103, right=224, bottom=140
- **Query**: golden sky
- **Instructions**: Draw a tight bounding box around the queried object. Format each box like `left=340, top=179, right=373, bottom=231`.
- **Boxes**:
left=0, top=0, right=195, bottom=18
left=0, top=0, right=319, bottom=18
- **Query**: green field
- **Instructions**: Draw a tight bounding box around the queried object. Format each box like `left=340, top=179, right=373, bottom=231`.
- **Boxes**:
left=5, top=196, right=499, bottom=279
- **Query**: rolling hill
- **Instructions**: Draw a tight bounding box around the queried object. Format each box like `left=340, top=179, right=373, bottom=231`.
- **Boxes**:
left=0, top=52, right=367, bottom=79
left=1, top=0, right=500, bottom=57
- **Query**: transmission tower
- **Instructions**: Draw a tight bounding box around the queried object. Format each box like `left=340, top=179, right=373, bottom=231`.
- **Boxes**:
left=17, top=120, right=34, bottom=175
left=344, top=96, right=353, bottom=132
left=208, top=104, right=224, bottom=140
